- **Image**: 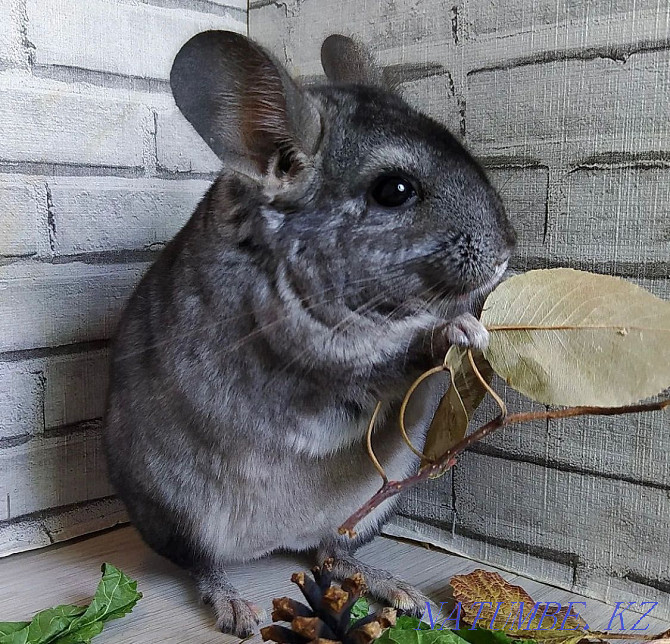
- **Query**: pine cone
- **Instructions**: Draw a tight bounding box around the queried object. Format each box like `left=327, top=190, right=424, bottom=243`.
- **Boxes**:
left=261, top=559, right=396, bottom=644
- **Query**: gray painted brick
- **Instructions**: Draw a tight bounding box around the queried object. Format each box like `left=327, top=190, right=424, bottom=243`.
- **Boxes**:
left=26, top=0, right=245, bottom=81
left=548, top=168, right=670, bottom=266
left=0, top=423, right=113, bottom=522
left=0, top=363, right=44, bottom=439
left=0, top=262, right=148, bottom=353
left=0, top=349, right=111, bottom=439
left=0, top=77, right=150, bottom=168
left=48, top=177, right=211, bottom=254
left=44, top=349, right=109, bottom=429
left=465, top=0, right=662, bottom=37
left=465, top=377, right=670, bottom=486
left=0, top=0, right=25, bottom=68
left=467, top=51, right=670, bottom=163
left=452, top=451, right=670, bottom=612
left=398, top=73, right=462, bottom=139
left=487, top=167, right=548, bottom=266
left=250, top=0, right=457, bottom=77
left=0, top=0, right=248, bottom=558
left=386, top=514, right=576, bottom=591
left=631, top=276, right=670, bottom=301
left=208, top=0, right=246, bottom=7
left=397, top=466, right=454, bottom=527
left=461, top=5, right=670, bottom=78
left=250, top=0, right=669, bottom=85
left=0, top=177, right=49, bottom=257
left=155, top=107, right=222, bottom=174
left=0, top=498, right=127, bottom=557
left=517, top=406, right=669, bottom=486
left=0, top=77, right=152, bottom=167
left=0, top=519, right=51, bottom=558
left=40, top=497, right=127, bottom=547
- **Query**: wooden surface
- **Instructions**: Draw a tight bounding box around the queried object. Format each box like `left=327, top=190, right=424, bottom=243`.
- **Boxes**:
left=0, top=526, right=667, bottom=643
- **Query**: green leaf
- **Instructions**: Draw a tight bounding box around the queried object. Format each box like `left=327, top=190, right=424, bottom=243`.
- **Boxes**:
left=350, top=598, right=370, bottom=623
left=0, top=624, right=30, bottom=639
left=0, top=606, right=86, bottom=644
left=481, top=268, right=670, bottom=406
left=424, top=347, right=494, bottom=463
left=394, top=616, right=431, bottom=631
left=455, top=627, right=537, bottom=644
left=53, top=564, right=142, bottom=644
left=71, top=563, right=141, bottom=626
left=377, top=625, right=470, bottom=644
left=0, top=564, right=141, bottom=644
left=52, top=622, right=104, bottom=644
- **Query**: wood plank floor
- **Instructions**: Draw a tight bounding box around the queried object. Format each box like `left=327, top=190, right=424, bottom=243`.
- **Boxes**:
left=0, top=526, right=667, bottom=643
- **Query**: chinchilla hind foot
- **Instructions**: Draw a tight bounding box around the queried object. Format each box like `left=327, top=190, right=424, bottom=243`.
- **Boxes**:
left=197, top=566, right=267, bottom=637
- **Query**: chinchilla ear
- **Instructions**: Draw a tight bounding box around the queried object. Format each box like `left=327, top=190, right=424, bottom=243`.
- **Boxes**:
left=170, top=30, right=322, bottom=176
left=320, top=34, right=385, bottom=86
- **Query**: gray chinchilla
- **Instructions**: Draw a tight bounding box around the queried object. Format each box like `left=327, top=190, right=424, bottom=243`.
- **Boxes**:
left=103, top=31, right=516, bottom=637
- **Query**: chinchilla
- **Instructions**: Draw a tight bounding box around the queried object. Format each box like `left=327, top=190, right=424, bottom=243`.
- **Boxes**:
left=103, top=31, right=516, bottom=637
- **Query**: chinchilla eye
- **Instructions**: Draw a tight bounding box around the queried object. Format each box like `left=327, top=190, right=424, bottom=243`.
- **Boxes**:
left=370, top=174, right=418, bottom=208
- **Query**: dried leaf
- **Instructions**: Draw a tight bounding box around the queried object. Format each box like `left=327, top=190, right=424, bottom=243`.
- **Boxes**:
left=481, top=269, right=670, bottom=406
left=451, top=569, right=535, bottom=627
left=423, top=347, right=494, bottom=462
left=451, top=570, right=589, bottom=644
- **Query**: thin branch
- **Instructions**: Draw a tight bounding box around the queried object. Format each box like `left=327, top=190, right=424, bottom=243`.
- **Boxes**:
left=366, top=401, right=388, bottom=484
left=339, top=398, right=670, bottom=537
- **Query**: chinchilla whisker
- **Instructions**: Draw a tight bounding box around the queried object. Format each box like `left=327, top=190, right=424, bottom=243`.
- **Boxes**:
left=114, top=272, right=404, bottom=362
left=380, top=282, right=445, bottom=371
left=257, top=287, right=400, bottom=382
left=114, top=268, right=418, bottom=363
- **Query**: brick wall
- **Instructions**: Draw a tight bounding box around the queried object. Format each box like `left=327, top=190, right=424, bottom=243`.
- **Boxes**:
left=249, top=0, right=670, bottom=617
left=0, top=0, right=246, bottom=557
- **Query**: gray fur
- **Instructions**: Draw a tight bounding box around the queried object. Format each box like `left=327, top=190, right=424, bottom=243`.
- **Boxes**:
left=103, top=31, right=516, bottom=636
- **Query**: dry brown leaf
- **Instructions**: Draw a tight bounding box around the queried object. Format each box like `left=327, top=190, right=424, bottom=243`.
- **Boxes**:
left=451, top=570, right=589, bottom=644
left=423, top=347, right=493, bottom=463
left=481, top=269, right=670, bottom=407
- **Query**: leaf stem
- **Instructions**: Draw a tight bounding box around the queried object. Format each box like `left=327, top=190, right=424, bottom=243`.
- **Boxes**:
left=397, top=366, right=443, bottom=462
left=467, top=349, right=507, bottom=417
left=339, top=398, right=670, bottom=536
left=486, top=324, right=670, bottom=332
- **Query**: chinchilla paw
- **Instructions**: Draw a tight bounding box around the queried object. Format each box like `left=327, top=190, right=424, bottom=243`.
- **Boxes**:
left=442, top=312, right=489, bottom=351
left=212, top=597, right=265, bottom=637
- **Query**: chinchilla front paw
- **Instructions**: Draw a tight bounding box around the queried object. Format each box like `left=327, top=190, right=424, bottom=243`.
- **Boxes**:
left=441, top=312, right=489, bottom=351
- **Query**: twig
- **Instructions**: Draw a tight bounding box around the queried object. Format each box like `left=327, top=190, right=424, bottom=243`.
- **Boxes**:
left=338, top=398, right=670, bottom=536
